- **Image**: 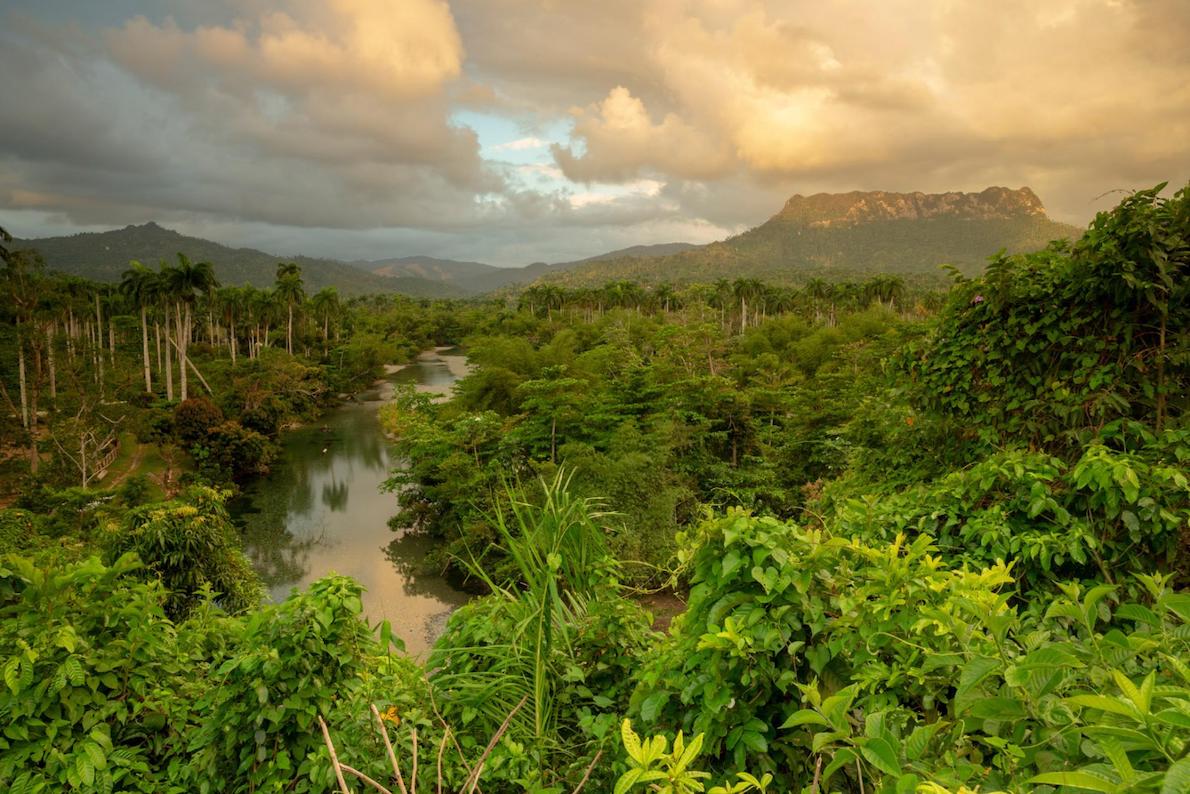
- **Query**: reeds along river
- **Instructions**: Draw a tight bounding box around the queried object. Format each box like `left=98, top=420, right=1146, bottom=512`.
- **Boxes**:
left=232, top=348, right=470, bottom=657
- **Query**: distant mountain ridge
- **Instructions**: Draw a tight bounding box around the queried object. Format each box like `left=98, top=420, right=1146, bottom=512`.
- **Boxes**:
left=10, top=187, right=1081, bottom=296
left=12, top=222, right=698, bottom=297
left=356, top=242, right=699, bottom=292
left=542, top=186, right=1081, bottom=287
left=363, top=255, right=499, bottom=283
left=13, top=223, right=465, bottom=298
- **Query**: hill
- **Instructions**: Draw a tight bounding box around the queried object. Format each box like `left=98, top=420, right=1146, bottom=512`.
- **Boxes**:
left=363, top=255, right=500, bottom=284
left=358, top=242, right=700, bottom=293
left=12, top=223, right=466, bottom=298
left=540, top=187, right=1082, bottom=287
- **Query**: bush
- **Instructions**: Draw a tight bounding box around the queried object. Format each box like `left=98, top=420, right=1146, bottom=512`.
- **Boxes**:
left=0, top=552, right=228, bottom=793
left=101, top=486, right=262, bottom=619
left=187, top=576, right=372, bottom=794
left=172, top=397, right=224, bottom=444
left=192, top=420, right=276, bottom=482
left=0, top=509, right=40, bottom=554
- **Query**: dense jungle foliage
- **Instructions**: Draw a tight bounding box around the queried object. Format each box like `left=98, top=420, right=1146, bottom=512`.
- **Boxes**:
left=1, top=183, right=1188, bottom=792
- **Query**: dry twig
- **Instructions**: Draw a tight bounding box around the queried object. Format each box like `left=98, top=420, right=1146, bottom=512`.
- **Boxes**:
left=317, top=714, right=352, bottom=794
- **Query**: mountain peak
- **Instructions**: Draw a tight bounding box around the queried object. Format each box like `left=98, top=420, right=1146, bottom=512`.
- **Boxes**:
left=776, top=187, right=1048, bottom=227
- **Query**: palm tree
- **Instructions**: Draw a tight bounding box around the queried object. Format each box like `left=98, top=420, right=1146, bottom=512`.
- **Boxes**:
left=274, top=262, right=304, bottom=355
left=215, top=286, right=245, bottom=364
left=120, top=261, right=157, bottom=394
left=164, top=253, right=219, bottom=401
left=309, top=287, right=339, bottom=355
left=732, top=277, right=764, bottom=333
left=154, top=261, right=175, bottom=400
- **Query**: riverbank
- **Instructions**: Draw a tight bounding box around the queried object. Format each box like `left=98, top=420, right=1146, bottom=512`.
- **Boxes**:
left=233, top=347, right=472, bottom=656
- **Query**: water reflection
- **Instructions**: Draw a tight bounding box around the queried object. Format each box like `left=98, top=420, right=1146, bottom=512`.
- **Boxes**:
left=232, top=349, right=469, bottom=656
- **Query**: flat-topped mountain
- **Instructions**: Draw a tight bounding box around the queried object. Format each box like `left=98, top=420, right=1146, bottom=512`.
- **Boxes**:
left=777, top=187, right=1048, bottom=227
left=540, top=186, right=1081, bottom=287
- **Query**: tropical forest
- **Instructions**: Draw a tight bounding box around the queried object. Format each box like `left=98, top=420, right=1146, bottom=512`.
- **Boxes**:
left=1, top=3, right=1189, bottom=793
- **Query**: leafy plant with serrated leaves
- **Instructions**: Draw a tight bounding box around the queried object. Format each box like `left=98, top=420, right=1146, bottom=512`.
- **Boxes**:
left=616, top=719, right=771, bottom=794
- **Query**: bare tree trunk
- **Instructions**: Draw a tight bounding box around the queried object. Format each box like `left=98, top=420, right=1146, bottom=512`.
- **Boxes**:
left=17, top=332, right=28, bottom=429
left=108, top=320, right=115, bottom=367
left=287, top=302, right=293, bottom=355
left=141, top=306, right=152, bottom=394
left=29, top=339, right=41, bottom=474
left=164, top=305, right=175, bottom=401
left=66, top=309, right=75, bottom=362
left=229, top=318, right=237, bottom=365
left=177, top=301, right=189, bottom=402
left=94, top=295, right=105, bottom=396
left=46, top=324, right=57, bottom=400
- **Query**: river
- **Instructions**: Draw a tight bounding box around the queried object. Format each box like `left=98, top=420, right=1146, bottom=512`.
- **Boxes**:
left=233, top=348, right=470, bottom=656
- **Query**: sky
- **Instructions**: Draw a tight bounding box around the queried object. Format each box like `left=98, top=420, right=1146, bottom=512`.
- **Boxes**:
left=0, top=0, right=1186, bottom=266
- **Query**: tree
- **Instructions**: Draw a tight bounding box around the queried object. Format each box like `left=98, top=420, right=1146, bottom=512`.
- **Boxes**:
left=164, top=254, right=218, bottom=401
left=274, top=262, right=304, bottom=355
left=120, top=261, right=157, bottom=394
left=0, top=245, right=46, bottom=471
left=309, top=287, right=339, bottom=355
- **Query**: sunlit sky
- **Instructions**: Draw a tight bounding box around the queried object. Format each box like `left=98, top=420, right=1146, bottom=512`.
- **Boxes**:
left=1, top=0, right=1186, bottom=265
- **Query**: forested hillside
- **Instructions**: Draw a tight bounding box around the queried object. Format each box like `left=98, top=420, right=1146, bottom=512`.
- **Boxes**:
left=1, top=184, right=1187, bottom=793
left=543, top=188, right=1082, bottom=287
left=14, top=223, right=465, bottom=298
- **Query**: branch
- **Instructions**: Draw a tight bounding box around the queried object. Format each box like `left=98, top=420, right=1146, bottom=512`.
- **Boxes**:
left=317, top=714, right=352, bottom=794
left=341, top=765, right=393, bottom=794
left=369, top=704, right=409, bottom=794
left=570, top=749, right=603, bottom=794
left=462, top=695, right=527, bottom=794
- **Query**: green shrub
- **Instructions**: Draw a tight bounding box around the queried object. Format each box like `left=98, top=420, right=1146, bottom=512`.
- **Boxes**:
left=0, top=552, right=227, bottom=793
left=187, top=576, right=373, bottom=794
left=102, top=486, right=262, bottom=619
left=173, top=397, right=224, bottom=445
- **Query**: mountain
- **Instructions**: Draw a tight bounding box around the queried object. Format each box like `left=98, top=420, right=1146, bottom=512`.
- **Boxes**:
left=540, top=187, right=1082, bottom=287
left=12, top=223, right=466, bottom=298
left=363, top=255, right=500, bottom=283
left=357, top=242, right=700, bottom=293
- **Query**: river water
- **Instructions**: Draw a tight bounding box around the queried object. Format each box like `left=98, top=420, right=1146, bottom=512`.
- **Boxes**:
left=234, top=348, right=470, bottom=656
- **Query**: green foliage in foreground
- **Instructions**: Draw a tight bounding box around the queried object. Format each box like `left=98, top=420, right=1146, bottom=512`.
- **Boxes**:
left=2, top=184, right=1188, bottom=792
left=632, top=512, right=1190, bottom=792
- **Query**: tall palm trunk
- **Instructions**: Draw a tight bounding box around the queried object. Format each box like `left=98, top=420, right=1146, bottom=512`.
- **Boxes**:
left=140, top=306, right=152, bottom=394
left=17, top=330, right=28, bottom=429
left=176, top=301, right=189, bottom=401
left=286, top=301, right=293, bottom=355
left=29, top=340, right=41, bottom=474
left=164, top=304, right=175, bottom=401
left=46, top=324, right=56, bottom=400
left=94, top=294, right=104, bottom=397
left=229, top=317, right=237, bottom=364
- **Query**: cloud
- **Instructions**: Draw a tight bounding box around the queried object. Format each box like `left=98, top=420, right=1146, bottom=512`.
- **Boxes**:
left=553, top=86, right=734, bottom=182
left=494, top=137, right=547, bottom=151
left=545, top=0, right=1188, bottom=222
left=1, top=0, right=1187, bottom=265
left=106, top=0, right=463, bottom=100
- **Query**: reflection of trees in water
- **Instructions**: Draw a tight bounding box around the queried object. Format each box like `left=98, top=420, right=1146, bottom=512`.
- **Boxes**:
left=385, top=531, right=459, bottom=599
left=234, top=357, right=463, bottom=600
left=247, top=528, right=323, bottom=590
left=234, top=442, right=320, bottom=589
left=321, top=479, right=349, bottom=511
